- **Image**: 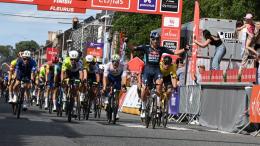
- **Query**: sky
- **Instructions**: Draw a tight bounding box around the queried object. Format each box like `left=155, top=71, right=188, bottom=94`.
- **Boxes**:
left=0, top=3, right=100, bottom=47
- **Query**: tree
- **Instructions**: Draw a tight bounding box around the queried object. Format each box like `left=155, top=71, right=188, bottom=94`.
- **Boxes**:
left=15, top=40, right=40, bottom=54
left=112, top=12, right=162, bottom=59
left=182, top=0, right=260, bottom=23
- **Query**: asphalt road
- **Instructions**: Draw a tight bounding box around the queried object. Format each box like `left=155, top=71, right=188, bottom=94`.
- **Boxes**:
left=1, top=98, right=260, bottom=146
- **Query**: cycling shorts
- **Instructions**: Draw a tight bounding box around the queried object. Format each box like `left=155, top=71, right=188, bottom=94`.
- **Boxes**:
left=108, top=74, right=122, bottom=90
left=142, top=65, right=163, bottom=85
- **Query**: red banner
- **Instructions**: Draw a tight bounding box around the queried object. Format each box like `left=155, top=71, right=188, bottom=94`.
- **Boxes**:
left=37, top=5, right=86, bottom=13
left=127, top=57, right=144, bottom=73
left=86, top=48, right=103, bottom=58
left=46, top=48, right=59, bottom=61
left=250, top=85, right=260, bottom=123
left=201, top=70, right=211, bottom=82
left=190, top=0, right=200, bottom=80
left=226, top=69, right=239, bottom=82
left=241, top=68, right=257, bottom=82
left=0, top=0, right=36, bottom=4
left=211, top=70, right=223, bottom=82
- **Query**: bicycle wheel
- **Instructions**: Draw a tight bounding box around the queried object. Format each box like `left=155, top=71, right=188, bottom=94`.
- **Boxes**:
left=94, top=99, right=97, bottom=118
left=106, top=96, right=112, bottom=124
left=97, top=97, right=102, bottom=118
left=17, top=90, right=24, bottom=119
left=162, top=98, right=169, bottom=128
left=112, top=96, right=118, bottom=124
left=67, top=95, right=74, bottom=122
left=77, top=98, right=81, bottom=120
left=85, top=96, right=91, bottom=120
left=151, top=97, right=157, bottom=129
left=145, top=97, right=152, bottom=128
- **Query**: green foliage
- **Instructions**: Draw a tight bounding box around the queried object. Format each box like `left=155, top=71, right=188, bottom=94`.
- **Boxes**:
left=182, top=0, right=260, bottom=23
left=15, top=40, right=40, bottom=54
left=112, top=12, right=161, bottom=59
left=0, top=45, right=11, bottom=57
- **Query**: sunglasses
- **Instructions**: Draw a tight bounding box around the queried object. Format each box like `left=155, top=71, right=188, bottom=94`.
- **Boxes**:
left=23, top=58, right=29, bottom=61
left=112, top=60, right=119, bottom=63
left=151, top=37, right=160, bottom=41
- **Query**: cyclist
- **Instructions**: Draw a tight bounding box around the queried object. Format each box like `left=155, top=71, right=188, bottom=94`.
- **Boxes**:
left=8, top=51, right=23, bottom=103
left=61, top=50, right=83, bottom=113
left=52, top=56, right=62, bottom=112
left=44, top=58, right=56, bottom=111
left=160, top=56, right=177, bottom=107
left=13, top=50, right=37, bottom=110
left=102, top=54, right=127, bottom=119
left=84, top=55, right=100, bottom=94
left=131, top=32, right=176, bottom=118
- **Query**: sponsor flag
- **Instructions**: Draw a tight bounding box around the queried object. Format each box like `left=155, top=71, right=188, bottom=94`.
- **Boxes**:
left=190, top=0, right=200, bottom=80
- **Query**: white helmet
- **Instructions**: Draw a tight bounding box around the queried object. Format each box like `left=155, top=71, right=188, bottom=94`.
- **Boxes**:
left=85, top=55, right=94, bottom=62
left=22, top=50, right=31, bottom=58
left=69, top=50, right=78, bottom=59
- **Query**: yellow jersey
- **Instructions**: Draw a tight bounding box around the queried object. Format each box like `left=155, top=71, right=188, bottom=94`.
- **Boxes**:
left=159, top=62, right=177, bottom=78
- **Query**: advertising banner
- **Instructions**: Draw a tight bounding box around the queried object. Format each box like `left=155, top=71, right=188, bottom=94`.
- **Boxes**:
left=137, top=0, right=157, bottom=11
left=201, top=70, right=211, bottom=82
left=211, top=70, right=223, bottom=82
left=91, top=0, right=131, bottom=10
left=162, top=40, right=177, bottom=50
left=85, top=42, right=104, bottom=57
left=226, top=69, right=239, bottom=82
left=0, top=0, right=36, bottom=4
left=37, top=5, right=86, bottom=13
left=46, top=48, right=59, bottom=61
left=160, top=0, right=179, bottom=13
left=127, top=57, right=144, bottom=73
left=250, top=85, right=260, bottom=123
left=241, top=68, right=257, bottom=82
left=190, top=0, right=200, bottom=81
left=37, top=0, right=88, bottom=8
left=169, top=89, right=180, bottom=115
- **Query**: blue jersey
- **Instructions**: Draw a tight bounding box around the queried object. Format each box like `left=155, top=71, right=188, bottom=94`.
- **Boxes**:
left=16, top=58, right=37, bottom=76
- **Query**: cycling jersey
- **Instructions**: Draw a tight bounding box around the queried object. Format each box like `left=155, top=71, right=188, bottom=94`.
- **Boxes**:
left=134, top=45, right=175, bottom=85
left=15, top=58, right=37, bottom=81
left=39, top=65, right=46, bottom=78
left=134, top=45, right=175, bottom=66
left=62, top=57, right=83, bottom=72
left=159, top=62, right=177, bottom=78
left=103, top=62, right=127, bottom=77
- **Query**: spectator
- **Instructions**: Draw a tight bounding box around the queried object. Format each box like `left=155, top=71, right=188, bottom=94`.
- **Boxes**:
left=237, top=13, right=258, bottom=69
left=196, top=65, right=206, bottom=84
left=176, top=59, right=185, bottom=86
left=194, top=29, right=226, bottom=70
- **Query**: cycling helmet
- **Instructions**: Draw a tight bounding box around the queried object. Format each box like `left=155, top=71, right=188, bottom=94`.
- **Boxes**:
left=85, top=55, right=94, bottom=62
left=150, top=32, right=160, bottom=38
left=96, top=57, right=102, bottom=63
left=69, top=50, right=78, bottom=59
left=22, top=50, right=31, bottom=58
left=51, top=56, right=59, bottom=64
left=111, top=54, right=120, bottom=62
left=162, top=56, right=172, bottom=65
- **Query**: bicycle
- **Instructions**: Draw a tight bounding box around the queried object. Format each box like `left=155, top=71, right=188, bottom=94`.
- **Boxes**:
left=16, top=78, right=30, bottom=119
left=144, top=83, right=161, bottom=129
left=106, top=84, right=120, bottom=124
left=56, top=85, right=63, bottom=117
left=38, top=81, right=45, bottom=109
left=64, top=78, right=81, bottom=122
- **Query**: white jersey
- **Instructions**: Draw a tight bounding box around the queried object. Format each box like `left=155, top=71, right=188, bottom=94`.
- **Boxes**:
left=104, top=62, right=127, bottom=77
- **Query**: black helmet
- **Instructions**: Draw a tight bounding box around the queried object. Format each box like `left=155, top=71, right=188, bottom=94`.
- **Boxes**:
left=162, top=56, right=172, bottom=65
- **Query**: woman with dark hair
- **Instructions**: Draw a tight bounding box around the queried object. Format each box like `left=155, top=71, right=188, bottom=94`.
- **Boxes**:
left=194, top=29, right=226, bottom=70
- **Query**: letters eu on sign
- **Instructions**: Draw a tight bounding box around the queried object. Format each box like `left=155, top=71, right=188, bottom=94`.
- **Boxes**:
left=160, top=0, right=179, bottom=13
left=138, top=0, right=156, bottom=11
